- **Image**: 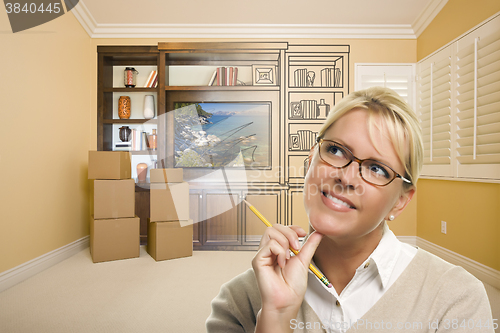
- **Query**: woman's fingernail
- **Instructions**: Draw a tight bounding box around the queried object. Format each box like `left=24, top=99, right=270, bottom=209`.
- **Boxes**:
left=294, top=240, right=300, bottom=250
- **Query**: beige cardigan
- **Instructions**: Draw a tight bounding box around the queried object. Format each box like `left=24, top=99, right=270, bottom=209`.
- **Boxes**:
left=206, top=248, right=494, bottom=332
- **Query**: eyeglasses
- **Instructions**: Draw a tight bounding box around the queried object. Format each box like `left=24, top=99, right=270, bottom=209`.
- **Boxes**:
left=316, top=139, right=412, bottom=186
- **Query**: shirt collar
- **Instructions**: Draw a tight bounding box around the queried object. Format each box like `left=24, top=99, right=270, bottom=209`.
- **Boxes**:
left=306, top=223, right=403, bottom=290
left=361, top=222, right=402, bottom=288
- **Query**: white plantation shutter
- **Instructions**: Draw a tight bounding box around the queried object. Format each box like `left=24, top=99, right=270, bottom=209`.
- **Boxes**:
left=354, top=64, right=415, bottom=107
left=416, top=46, right=453, bottom=177
left=455, top=18, right=500, bottom=179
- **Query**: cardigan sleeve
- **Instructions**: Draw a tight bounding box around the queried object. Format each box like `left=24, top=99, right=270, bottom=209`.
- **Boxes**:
left=435, top=266, right=495, bottom=333
left=206, top=269, right=262, bottom=333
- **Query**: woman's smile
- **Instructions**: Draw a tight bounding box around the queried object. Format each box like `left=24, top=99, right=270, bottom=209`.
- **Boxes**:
left=321, top=190, right=356, bottom=211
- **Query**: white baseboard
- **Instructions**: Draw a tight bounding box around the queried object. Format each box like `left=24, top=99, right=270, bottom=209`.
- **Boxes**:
left=416, top=237, right=500, bottom=290
left=396, top=235, right=418, bottom=247
left=0, top=236, right=89, bottom=293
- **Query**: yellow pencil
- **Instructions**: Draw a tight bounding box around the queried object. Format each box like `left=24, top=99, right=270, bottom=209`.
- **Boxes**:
left=243, top=199, right=332, bottom=288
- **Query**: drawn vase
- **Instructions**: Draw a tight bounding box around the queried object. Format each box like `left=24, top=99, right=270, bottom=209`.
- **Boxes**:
left=317, top=99, right=330, bottom=119
left=119, top=126, right=131, bottom=142
left=118, top=96, right=131, bottom=119
left=143, top=95, right=155, bottom=119
left=137, top=163, right=148, bottom=182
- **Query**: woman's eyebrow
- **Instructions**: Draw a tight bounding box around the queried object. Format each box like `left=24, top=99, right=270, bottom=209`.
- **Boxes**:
left=328, top=137, right=393, bottom=166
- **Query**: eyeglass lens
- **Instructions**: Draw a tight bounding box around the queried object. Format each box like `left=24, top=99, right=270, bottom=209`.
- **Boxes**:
left=319, top=141, right=396, bottom=186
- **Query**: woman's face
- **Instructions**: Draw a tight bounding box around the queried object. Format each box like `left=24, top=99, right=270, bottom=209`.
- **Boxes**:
left=304, top=108, right=414, bottom=242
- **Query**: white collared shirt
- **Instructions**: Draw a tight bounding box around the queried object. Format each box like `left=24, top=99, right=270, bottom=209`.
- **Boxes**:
left=304, top=224, right=417, bottom=333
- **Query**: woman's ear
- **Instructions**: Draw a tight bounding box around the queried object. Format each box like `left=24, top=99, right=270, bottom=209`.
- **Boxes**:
left=387, top=187, right=415, bottom=220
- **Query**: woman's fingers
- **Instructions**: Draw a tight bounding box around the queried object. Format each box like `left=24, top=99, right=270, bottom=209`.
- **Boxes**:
left=288, top=225, right=307, bottom=237
left=253, top=238, right=287, bottom=269
left=270, top=224, right=303, bottom=251
left=255, top=224, right=319, bottom=272
left=296, top=231, right=323, bottom=267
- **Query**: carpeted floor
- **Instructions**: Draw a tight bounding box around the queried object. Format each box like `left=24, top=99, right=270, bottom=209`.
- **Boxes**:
left=0, top=247, right=256, bottom=333
left=0, top=246, right=498, bottom=332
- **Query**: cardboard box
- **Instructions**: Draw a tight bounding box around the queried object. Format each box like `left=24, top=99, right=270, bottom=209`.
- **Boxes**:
left=90, top=216, right=140, bottom=263
left=150, top=182, right=189, bottom=222
left=92, top=179, right=135, bottom=219
left=150, top=168, right=183, bottom=183
left=147, top=219, right=193, bottom=261
left=88, top=151, right=131, bottom=180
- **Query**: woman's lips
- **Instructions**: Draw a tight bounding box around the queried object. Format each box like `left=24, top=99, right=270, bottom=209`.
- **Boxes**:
left=321, top=191, right=356, bottom=211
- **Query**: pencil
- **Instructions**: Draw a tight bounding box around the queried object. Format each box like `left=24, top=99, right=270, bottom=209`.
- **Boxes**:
left=242, top=199, right=332, bottom=288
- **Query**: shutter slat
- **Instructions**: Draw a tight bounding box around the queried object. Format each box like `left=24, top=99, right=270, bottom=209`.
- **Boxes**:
left=478, top=59, right=500, bottom=78
left=477, top=28, right=500, bottom=50
left=433, top=106, right=450, bottom=119
left=433, top=132, right=450, bottom=142
left=433, top=123, right=450, bottom=134
left=457, top=90, right=474, bottom=104
left=457, top=80, right=474, bottom=95
left=477, top=49, right=500, bottom=69
left=457, top=108, right=474, bottom=121
left=457, top=61, right=474, bottom=77
left=433, top=81, right=451, bottom=96
left=478, top=90, right=500, bottom=107
left=457, top=133, right=500, bottom=146
left=433, top=140, right=451, bottom=150
left=478, top=69, right=500, bottom=87
left=457, top=98, right=474, bottom=112
left=456, top=71, right=474, bottom=86
left=458, top=143, right=500, bottom=156
left=434, top=114, right=451, bottom=126
left=478, top=38, right=500, bottom=59
left=457, top=122, right=500, bottom=137
left=477, top=100, right=500, bottom=117
left=424, top=156, right=451, bottom=164
left=433, top=98, right=450, bottom=111
left=457, top=155, right=500, bottom=164
left=457, top=44, right=474, bottom=59
left=433, top=148, right=451, bottom=158
left=434, top=57, right=451, bottom=71
left=434, top=64, right=451, bottom=78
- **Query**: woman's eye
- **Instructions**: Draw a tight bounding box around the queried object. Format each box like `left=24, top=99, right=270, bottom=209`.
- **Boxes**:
left=327, top=145, right=346, bottom=158
left=368, top=163, right=391, bottom=178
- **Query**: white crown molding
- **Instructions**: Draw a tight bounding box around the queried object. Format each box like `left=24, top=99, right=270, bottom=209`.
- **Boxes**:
left=412, top=0, right=449, bottom=38
left=70, top=1, right=417, bottom=39
left=70, top=0, right=98, bottom=37
left=81, top=22, right=417, bottom=40
left=70, top=0, right=456, bottom=39
left=0, top=236, right=89, bottom=293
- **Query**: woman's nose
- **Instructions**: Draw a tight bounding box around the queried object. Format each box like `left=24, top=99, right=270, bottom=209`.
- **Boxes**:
left=333, top=161, right=363, bottom=188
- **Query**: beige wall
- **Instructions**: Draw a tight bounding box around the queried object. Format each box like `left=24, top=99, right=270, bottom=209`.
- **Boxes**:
left=0, top=13, right=91, bottom=273
left=416, top=2, right=500, bottom=270
left=417, top=0, right=500, bottom=60
left=417, top=180, right=500, bottom=270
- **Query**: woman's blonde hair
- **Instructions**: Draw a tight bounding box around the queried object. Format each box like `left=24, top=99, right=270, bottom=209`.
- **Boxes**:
left=317, top=87, right=424, bottom=187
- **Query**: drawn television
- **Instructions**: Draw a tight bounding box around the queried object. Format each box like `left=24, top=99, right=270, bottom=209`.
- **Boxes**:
left=173, top=102, right=271, bottom=169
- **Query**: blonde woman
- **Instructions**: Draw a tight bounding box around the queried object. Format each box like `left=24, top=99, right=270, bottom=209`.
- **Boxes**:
left=207, top=87, right=494, bottom=333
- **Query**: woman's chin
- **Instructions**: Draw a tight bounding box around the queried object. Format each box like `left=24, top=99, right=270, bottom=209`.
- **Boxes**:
left=308, top=213, right=348, bottom=237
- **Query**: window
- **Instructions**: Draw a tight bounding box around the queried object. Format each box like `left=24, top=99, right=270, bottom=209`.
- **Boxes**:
left=355, top=64, right=415, bottom=107
left=416, top=13, right=500, bottom=181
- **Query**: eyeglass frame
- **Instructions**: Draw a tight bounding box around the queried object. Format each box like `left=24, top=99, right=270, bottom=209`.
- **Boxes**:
left=315, top=138, right=413, bottom=186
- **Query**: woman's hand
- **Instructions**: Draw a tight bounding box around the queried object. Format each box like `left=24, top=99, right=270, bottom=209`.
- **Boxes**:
left=252, top=224, right=323, bottom=332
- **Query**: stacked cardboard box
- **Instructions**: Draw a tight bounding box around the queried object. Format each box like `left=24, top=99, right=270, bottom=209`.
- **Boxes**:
left=148, top=168, right=193, bottom=261
left=88, top=151, right=140, bottom=263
